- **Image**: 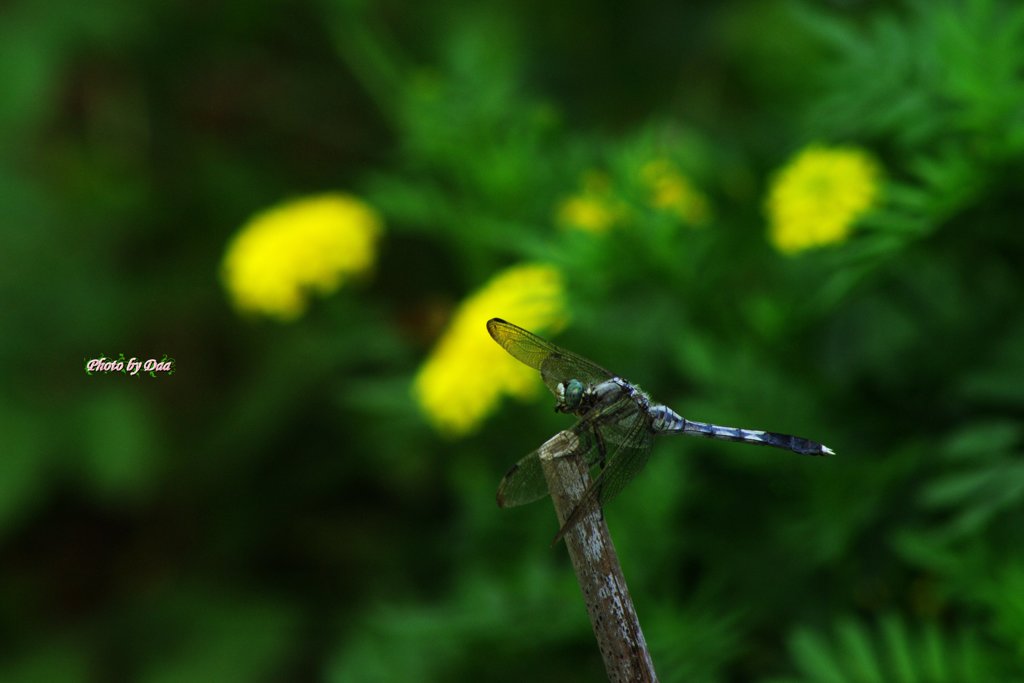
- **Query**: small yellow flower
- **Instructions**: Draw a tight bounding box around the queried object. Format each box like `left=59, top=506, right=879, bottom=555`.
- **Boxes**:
left=414, top=264, right=568, bottom=436
left=556, top=196, right=617, bottom=233
left=640, top=159, right=712, bottom=226
left=221, top=193, right=382, bottom=320
left=555, top=171, right=622, bottom=233
left=765, top=145, right=881, bottom=254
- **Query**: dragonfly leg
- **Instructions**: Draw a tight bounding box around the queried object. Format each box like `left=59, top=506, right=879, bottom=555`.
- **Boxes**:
left=592, top=424, right=608, bottom=470
left=588, top=424, right=609, bottom=525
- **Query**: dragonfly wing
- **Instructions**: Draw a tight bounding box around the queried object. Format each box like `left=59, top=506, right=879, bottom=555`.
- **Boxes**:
left=487, top=318, right=614, bottom=396
left=552, top=412, right=655, bottom=544
left=496, top=419, right=598, bottom=508
left=495, top=447, right=549, bottom=508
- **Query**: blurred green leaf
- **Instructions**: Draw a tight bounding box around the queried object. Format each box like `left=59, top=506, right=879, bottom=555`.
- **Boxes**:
left=139, top=589, right=298, bottom=683
left=942, top=420, right=1023, bottom=460
left=0, top=639, right=91, bottom=683
left=75, top=388, right=160, bottom=502
left=768, top=615, right=1012, bottom=683
left=0, top=405, right=50, bottom=538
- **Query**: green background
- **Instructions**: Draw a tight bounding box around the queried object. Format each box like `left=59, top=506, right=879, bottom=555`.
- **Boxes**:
left=3, top=0, right=1024, bottom=680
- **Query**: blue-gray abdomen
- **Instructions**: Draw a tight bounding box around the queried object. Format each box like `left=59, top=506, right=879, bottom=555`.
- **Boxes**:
left=649, top=404, right=686, bottom=432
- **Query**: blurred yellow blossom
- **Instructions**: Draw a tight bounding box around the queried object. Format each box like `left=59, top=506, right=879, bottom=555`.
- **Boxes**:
left=640, top=159, right=712, bottom=226
left=222, top=193, right=382, bottom=320
left=414, top=264, right=568, bottom=436
left=765, top=145, right=881, bottom=254
left=555, top=171, right=622, bottom=233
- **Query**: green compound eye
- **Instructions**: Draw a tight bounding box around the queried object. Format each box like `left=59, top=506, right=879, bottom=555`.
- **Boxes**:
left=561, top=379, right=584, bottom=410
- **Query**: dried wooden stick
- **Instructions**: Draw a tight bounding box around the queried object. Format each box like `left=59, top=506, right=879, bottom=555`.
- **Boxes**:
left=539, top=430, right=659, bottom=683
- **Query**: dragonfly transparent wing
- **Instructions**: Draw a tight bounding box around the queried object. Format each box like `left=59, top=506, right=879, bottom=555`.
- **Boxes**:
left=496, top=419, right=599, bottom=508
left=552, top=411, right=656, bottom=544
left=486, top=318, right=614, bottom=397
left=495, top=444, right=549, bottom=508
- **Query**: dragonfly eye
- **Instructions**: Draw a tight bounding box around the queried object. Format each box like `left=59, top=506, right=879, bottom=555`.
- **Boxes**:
left=561, top=379, right=584, bottom=410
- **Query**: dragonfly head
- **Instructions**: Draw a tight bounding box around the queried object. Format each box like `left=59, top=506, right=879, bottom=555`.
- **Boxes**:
left=556, top=379, right=585, bottom=412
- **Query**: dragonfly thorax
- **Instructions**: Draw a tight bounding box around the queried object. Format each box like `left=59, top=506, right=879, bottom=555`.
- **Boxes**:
left=556, top=377, right=649, bottom=419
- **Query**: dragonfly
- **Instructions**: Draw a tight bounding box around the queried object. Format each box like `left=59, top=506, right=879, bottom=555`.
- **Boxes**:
left=487, top=318, right=834, bottom=543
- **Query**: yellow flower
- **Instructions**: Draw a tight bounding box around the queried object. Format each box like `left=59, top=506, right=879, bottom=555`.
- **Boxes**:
left=765, top=145, right=881, bottom=254
left=555, top=171, right=621, bottom=233
left=414, top=264, right=568, bottom=436
left=221, top=193, right=382, bottom=320
left=556, top=196, right=617, bottom=233
left=640, top=159, right=712, bottom=226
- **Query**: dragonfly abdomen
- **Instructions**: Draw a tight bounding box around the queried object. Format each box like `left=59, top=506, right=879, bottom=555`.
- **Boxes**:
left=679, top=418, right=834, bottom=456
left=648, top=404, right=686, bottom=432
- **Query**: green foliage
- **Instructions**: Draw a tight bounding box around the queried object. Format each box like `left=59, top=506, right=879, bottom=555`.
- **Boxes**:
left=326, top=567, right=596, bottom=682
left=798, top=0, right=1024, bottom=249
left=798, top=0, right=1024, bottom=147
left=766, top=615, right=1013, bottom=683
left=137, top=589, right=299, bottom=683
left=2, top=0, right=1023, bottom=680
